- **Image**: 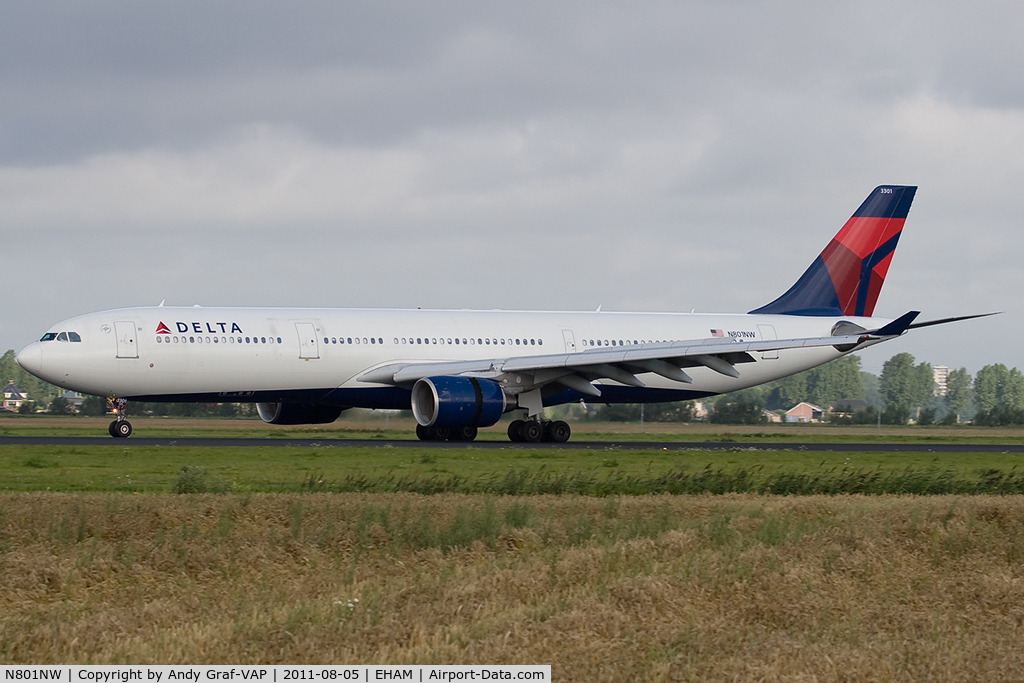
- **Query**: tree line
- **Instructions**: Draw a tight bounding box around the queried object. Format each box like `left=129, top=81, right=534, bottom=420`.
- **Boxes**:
left=585, top=353, right=1024, bottom=426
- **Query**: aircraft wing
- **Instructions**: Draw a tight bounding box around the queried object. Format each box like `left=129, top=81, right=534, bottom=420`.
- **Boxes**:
left=358, top=313, right=919, bottom=396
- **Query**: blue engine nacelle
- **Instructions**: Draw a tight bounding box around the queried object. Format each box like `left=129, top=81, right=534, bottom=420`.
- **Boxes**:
left=411, top=376, right=508, bottom=428
left=256, top=402, right=345, bottom=425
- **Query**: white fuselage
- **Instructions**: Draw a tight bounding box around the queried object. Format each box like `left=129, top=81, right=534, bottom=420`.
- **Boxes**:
left=16, top=306, right=884, bottom=408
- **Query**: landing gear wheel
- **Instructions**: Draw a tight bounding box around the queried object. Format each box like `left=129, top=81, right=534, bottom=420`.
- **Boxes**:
left=109, top=420, right=132, bottom=438
left=508, top=420, right=526, bottom=442
left=546, top=420, right=571, bottom=443
left=521, top=421, right=544, bottom=443
left=416, top=424, right=453, bottom=441
left=451, top=426, right=478, bottom=442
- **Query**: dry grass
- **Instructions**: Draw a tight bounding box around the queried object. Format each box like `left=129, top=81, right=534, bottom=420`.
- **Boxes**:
left=3, top=493, right=1024, bottom=680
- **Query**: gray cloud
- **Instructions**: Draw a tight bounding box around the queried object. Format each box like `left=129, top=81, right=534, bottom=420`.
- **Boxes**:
left=2, top=1, right=1022, bottom=375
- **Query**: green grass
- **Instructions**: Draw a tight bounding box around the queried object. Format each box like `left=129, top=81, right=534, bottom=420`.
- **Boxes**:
left=2, top=443, right=1024, bottom=495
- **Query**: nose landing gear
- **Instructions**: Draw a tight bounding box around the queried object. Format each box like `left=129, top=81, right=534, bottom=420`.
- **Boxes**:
left=108, top=398, right=132, bottom=438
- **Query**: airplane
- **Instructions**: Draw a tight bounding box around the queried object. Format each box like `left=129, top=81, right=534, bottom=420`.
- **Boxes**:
left=15, top=185, right=986, bottom=442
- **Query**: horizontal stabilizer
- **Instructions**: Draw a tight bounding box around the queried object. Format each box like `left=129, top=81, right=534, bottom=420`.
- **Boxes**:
left=869, top=310, right=920, bottom=337
left=908, top=312, right=1001, bottom=330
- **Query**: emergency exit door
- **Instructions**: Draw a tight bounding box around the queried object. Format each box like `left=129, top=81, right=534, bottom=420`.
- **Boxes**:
left=295, top=322, right=319, bottom=359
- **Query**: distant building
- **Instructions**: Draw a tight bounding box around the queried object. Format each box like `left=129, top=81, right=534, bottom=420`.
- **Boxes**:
left=785, top=402, right=825, bottom=423
left=2, top=380, right=28, bottom=411
left=762, top=409, right=782, bottom=423
left=933, top=366, right=949, bottom=396
left=60, top=390, right=84, bottom=412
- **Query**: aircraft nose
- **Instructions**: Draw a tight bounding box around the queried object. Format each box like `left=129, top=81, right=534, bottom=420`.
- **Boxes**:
left=15, top=343, right=42, bottom=375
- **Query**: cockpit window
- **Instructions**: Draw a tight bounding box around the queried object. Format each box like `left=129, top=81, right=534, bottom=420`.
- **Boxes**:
left=68, top=332, right=82, bottom=342
left=40, top=332, right=58, bottom=341
left=56, top=332, right=69, bottom=342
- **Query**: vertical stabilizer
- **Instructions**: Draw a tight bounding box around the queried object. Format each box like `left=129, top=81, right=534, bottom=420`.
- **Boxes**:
left=750, top=185, right=917, bottom=316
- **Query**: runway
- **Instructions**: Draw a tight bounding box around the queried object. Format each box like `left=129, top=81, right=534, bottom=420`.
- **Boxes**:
left=1, top=436, right=1022, bottom=452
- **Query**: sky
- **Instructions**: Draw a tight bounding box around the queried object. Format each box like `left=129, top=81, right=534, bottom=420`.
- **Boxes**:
left=2, top=1, right=1022, bottom=376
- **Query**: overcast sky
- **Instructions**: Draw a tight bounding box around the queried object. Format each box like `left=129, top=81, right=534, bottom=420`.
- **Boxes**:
left=3, top=1, right=1022, bottom=375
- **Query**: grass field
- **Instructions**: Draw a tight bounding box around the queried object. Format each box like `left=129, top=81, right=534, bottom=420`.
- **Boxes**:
left=3, top=417, right=1024, bottom=677
left=3, top=440, right=1024, bottom=495
left=2, top=415, right=1024, bottom=495
left=3, top=492, right=1024, bottom=680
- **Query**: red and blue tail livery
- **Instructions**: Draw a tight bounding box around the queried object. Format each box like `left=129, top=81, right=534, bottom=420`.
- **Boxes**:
left=751, top=185, right=917, bottom=317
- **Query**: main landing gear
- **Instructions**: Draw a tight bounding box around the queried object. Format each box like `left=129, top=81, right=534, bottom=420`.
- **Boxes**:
left=108, top=398, right=132, bottom=438
left=416, top=424, right=479, bottom=442
left=507, top=419, right=571, bottom=443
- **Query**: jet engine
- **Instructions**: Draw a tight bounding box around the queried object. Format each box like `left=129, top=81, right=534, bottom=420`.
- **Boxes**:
left=256, top=402, right=344, bottom=425
left=411, top=376, right=508, bottom=428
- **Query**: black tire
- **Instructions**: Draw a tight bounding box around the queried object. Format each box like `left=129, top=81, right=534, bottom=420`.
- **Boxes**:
left=507, top=420, right=525, bottom=442
left=415, top=424, right=430, bottom=441
left=548, top=420, right=571, bottom=443
left=108, top=421, right=119, bottom=437
left=112, top=421, right=132, bottom=438
left=452, top=426, right=478, bottom=441
left=521, top=421, right=543, bottom=443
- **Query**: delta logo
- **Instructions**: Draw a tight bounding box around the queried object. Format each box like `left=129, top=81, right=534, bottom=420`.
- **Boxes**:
left=157, top=321, right=244, bottom=334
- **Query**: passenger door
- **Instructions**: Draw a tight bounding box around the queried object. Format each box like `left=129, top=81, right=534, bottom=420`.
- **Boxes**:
left=114, top=321, right=138, bottom=359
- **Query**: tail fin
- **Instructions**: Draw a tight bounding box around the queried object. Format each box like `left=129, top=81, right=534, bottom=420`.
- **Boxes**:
left=750, top=185, right=917, bottom=317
